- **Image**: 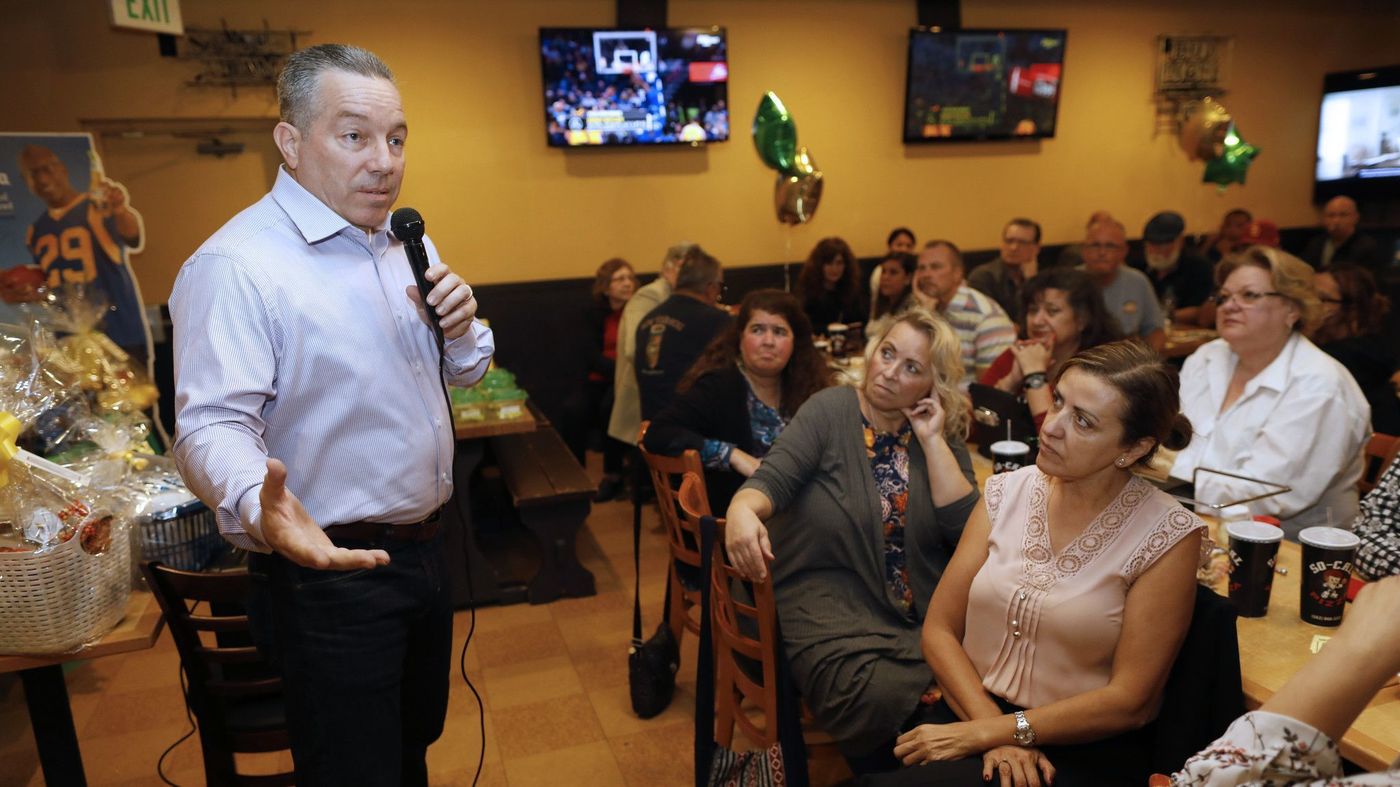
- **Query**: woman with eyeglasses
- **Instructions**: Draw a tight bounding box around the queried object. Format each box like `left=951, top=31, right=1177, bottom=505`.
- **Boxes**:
left=1170, top=246, right=1371, bottom=538
left=1310, top=264, right=1400, bottom=435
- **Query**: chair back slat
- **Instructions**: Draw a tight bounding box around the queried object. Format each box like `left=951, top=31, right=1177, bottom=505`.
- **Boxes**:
left=1360, top=433, right=1400, bottom=494
left=140, top=561, right=294, bottom=786
left=638, top=439, right=708, bottom=569
left=679, top=473, right=782, bottom=749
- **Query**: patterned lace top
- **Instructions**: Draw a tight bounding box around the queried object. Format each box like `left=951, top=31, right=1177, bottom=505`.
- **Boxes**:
left=1168, top=710, right=1400, bottom=786
left=863, top=416, right=915, bottom=616
left=963, top=466, right=1206, bottom=708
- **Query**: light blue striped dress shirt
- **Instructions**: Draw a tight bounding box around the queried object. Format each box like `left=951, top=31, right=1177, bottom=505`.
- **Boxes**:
left=171, top=167, right=495, bottom=551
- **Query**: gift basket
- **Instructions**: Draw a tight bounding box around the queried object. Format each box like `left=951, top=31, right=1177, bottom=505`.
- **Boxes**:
left=46, top=414, right=224, bottom=575
left=0, top=325, right=133, bottom=653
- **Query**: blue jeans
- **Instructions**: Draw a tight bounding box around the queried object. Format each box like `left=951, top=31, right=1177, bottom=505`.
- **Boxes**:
left=247, top=532, right=453, bottom=787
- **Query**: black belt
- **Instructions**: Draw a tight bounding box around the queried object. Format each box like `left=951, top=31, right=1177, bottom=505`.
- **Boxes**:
left=322, top=508, right=442, bottom=543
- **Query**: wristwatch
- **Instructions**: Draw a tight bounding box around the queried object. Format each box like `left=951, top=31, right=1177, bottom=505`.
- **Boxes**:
left=1022, top=372, right=1048, bottom=391
left=1012, top=711, right=1036, bottom=747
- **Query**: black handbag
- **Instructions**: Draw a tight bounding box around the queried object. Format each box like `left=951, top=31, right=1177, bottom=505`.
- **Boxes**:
left=629, top=493, right=679, bottom=718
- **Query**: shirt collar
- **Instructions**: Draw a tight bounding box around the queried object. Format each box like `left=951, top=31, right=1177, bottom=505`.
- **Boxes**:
left=271, top=165, right=389, bottom=244
left=1249, top=332, right=1301, bottom=394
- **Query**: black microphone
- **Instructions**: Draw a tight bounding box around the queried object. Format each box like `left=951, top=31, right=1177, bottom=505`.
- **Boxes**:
left=390, top=206, right=445, bottom=348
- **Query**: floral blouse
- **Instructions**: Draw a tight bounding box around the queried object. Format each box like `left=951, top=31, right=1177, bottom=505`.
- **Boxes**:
left=1168, top=711, right=1400, bottom=786
left=863, top=416, right=915, bottom=616
left=701, top=381, right=788, bottom=470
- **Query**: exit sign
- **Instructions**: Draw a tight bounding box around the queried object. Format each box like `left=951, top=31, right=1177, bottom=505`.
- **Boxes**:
left=110, top=0, right=184, bottom=35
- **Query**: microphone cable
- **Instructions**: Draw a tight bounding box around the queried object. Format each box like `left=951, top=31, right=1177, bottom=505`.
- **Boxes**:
left=427, top=298, right=487, bottom=787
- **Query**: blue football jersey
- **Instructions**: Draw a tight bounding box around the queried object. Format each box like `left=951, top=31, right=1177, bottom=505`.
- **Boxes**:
left=25, top=195, right=145, bottom=349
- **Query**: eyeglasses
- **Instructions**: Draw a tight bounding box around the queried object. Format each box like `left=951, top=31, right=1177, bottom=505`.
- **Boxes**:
left=1003, top=237, right=1036, bottom=247
left=1083, top=242, right=1125, bottom=253
left=1210, top=289, right=1286, bottom=307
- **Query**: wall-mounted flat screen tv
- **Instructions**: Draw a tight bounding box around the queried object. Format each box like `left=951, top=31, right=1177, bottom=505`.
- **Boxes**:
left=903, top=28, right=1067, bottom=143
left=1314, top=64, right=1400, bottom=203
left=539, top=26, right=729, bottom=147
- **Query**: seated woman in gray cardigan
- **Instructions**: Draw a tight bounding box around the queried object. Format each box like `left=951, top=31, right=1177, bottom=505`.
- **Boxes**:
left=725, top=309, right=980, bottom=769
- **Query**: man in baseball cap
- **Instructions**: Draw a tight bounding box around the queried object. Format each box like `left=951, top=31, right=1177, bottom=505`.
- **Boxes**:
left=1134, top=210, right=1216, bottom=327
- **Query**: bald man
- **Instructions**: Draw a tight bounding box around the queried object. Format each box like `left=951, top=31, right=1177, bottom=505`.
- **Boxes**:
left=1303, top=196, right=1384, bottom=274
left=1078, top=219, right=1165, bottom=352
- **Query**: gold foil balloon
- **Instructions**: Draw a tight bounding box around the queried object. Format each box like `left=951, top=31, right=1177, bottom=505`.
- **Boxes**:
left=1178, top=97, right=1232, bottom=162
left=775, top=147, right=824, bottom=225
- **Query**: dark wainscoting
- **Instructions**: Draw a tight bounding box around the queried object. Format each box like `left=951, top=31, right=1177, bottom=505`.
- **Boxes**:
left=149, top=225, right=1398, bottom=437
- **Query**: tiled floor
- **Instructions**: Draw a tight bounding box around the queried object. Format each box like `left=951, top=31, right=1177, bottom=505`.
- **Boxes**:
left=0, top=454, right=844, bottom=786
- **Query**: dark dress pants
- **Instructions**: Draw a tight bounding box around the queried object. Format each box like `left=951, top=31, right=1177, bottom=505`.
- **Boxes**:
left=856, top=696, right=1153, bottom=787
left=247, top=532, right=453, bottom=787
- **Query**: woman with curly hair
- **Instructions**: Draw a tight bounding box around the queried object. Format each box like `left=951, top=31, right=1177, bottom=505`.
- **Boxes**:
left=724, top=308, right=979, bottom=770
left=797, top=236, right=867, bottom=335
left=979, top=268, right=1124, bottom=430
left=643, top=289, right=834, bottom=513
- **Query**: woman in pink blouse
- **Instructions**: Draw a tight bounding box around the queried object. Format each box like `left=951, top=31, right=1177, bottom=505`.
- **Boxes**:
left=873, top=341, right=1205, bottom=787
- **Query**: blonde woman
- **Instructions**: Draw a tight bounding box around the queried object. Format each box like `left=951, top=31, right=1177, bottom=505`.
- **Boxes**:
left=725, top=308, right=978, bottom=771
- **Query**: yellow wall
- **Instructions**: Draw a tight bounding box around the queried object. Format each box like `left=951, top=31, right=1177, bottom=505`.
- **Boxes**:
left=2, top=0, right=1396, bottom=302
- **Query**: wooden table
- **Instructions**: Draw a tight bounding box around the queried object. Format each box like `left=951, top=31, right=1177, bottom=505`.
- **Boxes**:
left=0, top=591, right=165, bottom=786
left=1205, top=524, right=1400, bottom=771
left=1164, top=326, right=1217, bottom=360
left=446, top=407, right=539, bottom=606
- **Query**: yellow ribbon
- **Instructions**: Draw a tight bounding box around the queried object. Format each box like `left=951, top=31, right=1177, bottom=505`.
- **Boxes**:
left=0, top=411, right=22, bottom=486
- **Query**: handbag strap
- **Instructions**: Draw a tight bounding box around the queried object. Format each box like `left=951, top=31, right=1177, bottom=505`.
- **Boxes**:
left=632, top=474, right=674, bottom=648
left=694, top=514, right=718, bottom=787
left=772, top=619, right=810, bottom=786
left=632, top=490, right=644, bottom=645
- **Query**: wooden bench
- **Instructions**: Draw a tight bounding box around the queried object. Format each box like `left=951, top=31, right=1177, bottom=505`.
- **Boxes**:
left=489, top=423, right=597, bottom=604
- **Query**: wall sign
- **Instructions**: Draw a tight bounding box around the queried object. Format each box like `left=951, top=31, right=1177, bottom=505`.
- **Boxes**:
left=1156, top=35, right=1230, bottom=94
left=109, top=0, right=184, bottom=36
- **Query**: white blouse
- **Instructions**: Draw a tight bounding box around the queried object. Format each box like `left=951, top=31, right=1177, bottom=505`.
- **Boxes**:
left=1170, top=334, right=1370, bottom=538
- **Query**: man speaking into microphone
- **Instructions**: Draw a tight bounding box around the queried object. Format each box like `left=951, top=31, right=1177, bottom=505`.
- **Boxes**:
left=170, top=44, right=493, bottom=785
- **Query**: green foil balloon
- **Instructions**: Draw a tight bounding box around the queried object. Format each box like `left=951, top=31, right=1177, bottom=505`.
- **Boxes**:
left=1203, top=123, right=1260, bottom=190
left=753, top=92, right=799, bottom=175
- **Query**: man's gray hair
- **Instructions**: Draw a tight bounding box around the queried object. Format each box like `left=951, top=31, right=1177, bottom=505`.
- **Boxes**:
left=278, top=44, right=395, bottom=130
left=674, top=245, right=722, bottom=293
left=661, top=242, right=695, bottom=272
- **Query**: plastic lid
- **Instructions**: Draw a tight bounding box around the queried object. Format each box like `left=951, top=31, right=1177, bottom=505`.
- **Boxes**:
left=990, top=440, right=1030, bottom=454
left=1298, top=526, right=1361, bottom=550
left=1220, top=504, right=1252, bottom=522
left=1225, top=520, right=1284, bottom=543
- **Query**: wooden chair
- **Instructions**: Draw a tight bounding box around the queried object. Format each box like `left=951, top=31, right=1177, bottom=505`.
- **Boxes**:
left=677, top=473, right=839, bottom=759
left=1360, top=433, right=1400, bottom=495
left=636, top=424, right=711, bottom=650
left=141, top=563, right=293, bottom=787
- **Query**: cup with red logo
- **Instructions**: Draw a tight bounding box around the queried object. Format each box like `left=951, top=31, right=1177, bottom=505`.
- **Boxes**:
left=1298, top=526, right=1360, bottom=627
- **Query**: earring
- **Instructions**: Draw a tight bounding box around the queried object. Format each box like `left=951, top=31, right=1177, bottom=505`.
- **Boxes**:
left=1114, top=457, right=1127, bottom=468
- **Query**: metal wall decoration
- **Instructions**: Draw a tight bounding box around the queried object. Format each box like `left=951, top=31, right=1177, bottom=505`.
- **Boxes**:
left=1153, top=34, right=1233, bottom=136
left=180, top=20, right=311, bottom=97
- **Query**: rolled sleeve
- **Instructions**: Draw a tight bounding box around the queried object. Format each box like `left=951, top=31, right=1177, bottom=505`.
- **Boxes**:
left=443, top=321, right=495, bottom=386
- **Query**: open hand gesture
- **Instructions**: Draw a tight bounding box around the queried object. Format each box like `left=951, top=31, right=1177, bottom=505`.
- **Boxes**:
left=259, top=459, right=390, bottom=570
